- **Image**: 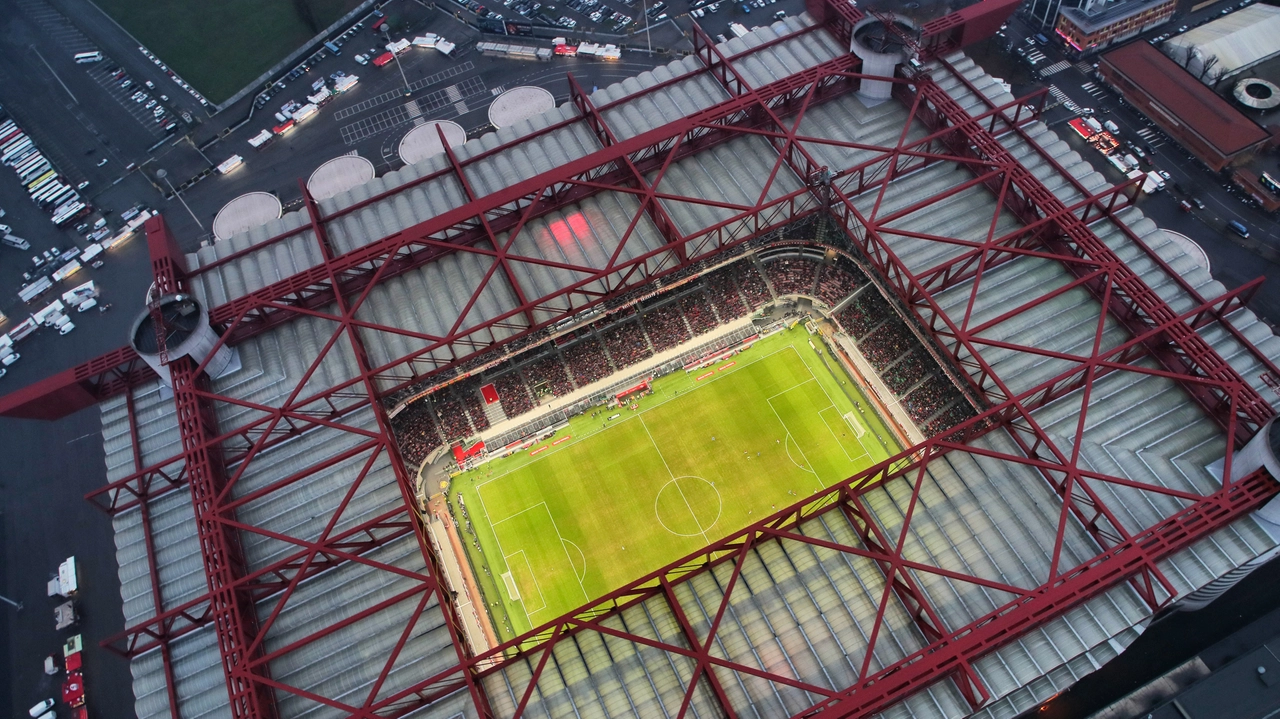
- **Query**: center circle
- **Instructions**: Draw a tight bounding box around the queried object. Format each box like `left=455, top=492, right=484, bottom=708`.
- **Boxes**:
left=655, top=476, right=722, bottom=537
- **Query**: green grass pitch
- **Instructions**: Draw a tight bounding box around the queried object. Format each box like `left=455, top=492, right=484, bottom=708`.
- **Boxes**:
left=91, top=0, right=364, bottom=103
left=450, top=325, right=899, bottom=640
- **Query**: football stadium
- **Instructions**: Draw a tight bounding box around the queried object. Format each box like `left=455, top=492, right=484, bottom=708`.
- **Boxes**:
left=6, top=0, right=1280, bottom=717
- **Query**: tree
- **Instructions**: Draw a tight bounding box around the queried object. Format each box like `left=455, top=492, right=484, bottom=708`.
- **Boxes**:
left=1199, top=54, right=1220, bottom=82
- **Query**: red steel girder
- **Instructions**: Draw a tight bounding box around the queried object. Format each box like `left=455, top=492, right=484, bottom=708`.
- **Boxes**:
left=144, top=217, right=278, bottom=719
left=929, top=53, right=1280, bottom=393
left=125, top=391, right=183, bottom=719
left=366, top=269, right=1272, bottom=718
left=905, top=74, right=1273, bottom=443
left=0, top=48, right=874, bottom=421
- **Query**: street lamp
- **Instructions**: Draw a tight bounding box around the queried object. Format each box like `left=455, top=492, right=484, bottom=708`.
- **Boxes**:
left=383, top=27, right=413, bottom=97
left=156, top=169, right=205, bottom=231
left=0, top=593, right=22, bottom=611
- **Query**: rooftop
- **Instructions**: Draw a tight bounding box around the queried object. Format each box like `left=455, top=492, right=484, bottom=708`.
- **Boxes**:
left=1164, top=4, right=1280, bottom=79
left=15, top=6, right=1280, bottom=719
left=1101, top=40, right=1271, bottom=156
left=1060, top=0, right=1172, bottom=34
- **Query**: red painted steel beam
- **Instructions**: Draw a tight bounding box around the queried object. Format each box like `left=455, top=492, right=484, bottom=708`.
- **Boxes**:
left=838, top=490, right=989, bottom=709
left=804, top=468, right=1278, bottom=718
left=296, top=190, right=492, bottom=718
left=930, top=54, right=1280, bottom=389
left=102, top=506, right=415, bottom=657
left=371, top=259, right=1268, bottom=717
left=0, top=49, right=876, bottom=421
left=143, top=217, right=279, bottom=719
left=125, top=391, right=183, bottom=719
left=0, top=345, right=151, bottom=419
left=907, top=74, right=1273, bottom=443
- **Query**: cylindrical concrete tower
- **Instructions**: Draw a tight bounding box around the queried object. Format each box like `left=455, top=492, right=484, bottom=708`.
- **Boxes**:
left=850, top=15, right=917, bottom=105
left=130, top=294, right=238, bottom=387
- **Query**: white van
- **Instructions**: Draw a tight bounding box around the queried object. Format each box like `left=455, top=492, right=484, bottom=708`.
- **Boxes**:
left=77, top=298, right=97, bottom=312
left=59, top=321, right=76, bottom=335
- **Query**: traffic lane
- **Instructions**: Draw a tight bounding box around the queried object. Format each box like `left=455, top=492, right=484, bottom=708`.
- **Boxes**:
left=1141, top=196, right=1280, bottom=324
left=1047, top=66, right=1278, bottom=237
left=1021, top=97, right=1280, bottom=325
left=0, top=233, right=152, bottom=389
left=2, top=0, right=172, bottom=164
left=0, top=408, right=136, bottom=719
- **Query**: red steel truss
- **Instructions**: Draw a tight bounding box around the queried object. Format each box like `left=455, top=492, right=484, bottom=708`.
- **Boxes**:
left=3, top=0, right=1279, bottom=716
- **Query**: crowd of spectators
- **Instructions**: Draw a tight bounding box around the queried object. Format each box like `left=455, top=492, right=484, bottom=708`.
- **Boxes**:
left=814, top=262, right=862, bottom=307
left=764, top=257, right=818, bottom=297
left=736, top=262, right=772, bottom=307
left=564, top=338, right=611, bottom=385
left=525, top=355, right=574, bottom=397
left=859, top=324, right=915, bottom=367
left=836, top=293, right=890, bottom=339
left=493, top=371, right=535, bottom=418
left=643, top=303, right=692, bottom=353
left=924, top=403, right=978, bottom=437
left=705, top=266, right=750, bottom=321
left=901, top=377, right=952, bottom=424
left=679, top=292, right=718, bottom=336
left=390, top=400, right=443, bottom=468
left=455, top=381, right=491, bottom=433
left=432, top=395, right=474, bottom=441
left=881, top=351, right=930, bottom=395
left=603, top=320, right=652, bottom=369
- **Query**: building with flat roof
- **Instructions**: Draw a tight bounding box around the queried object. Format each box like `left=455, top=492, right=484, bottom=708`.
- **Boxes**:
left=1100, top=40, right=1271, bottom=170
left=1056, top=0, right=1175, bottom=55
left=1162, top=4, right=1280, bottom=84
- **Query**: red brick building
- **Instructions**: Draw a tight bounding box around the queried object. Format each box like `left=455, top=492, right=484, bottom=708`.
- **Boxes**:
left=1099, top=41, right=1271, bottom=171
left=1056, top=0, right=1176, bottom=55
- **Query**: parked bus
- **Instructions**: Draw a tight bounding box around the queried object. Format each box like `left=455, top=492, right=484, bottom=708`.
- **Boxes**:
left=33, top=182, right=66, bottom=205
left=50, top=189, right=79, bottom=208
left=29, top=173, right=59, bottom=196
left=14, top=151, right=44, bottom=174
left=0, top=128, right=23, bottom=149
left=2, top=139, right=33, bottom=164
left=1, top=133, right=28, bottom=153
left=15, top=153, right=45, bottom=175
left=25, top=169, right=56, bottom=191
left=52, top=202, right=86, bottom=226
left=47, top=187, right=77, bottom=209
left=73, top=51, right=103, bottom=63
left=18, top=160, right=50, bottom=183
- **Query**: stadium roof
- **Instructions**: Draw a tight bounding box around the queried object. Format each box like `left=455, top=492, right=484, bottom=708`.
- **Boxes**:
left=7, top=2, right=1280, bottom=718
left=1101, top=41, right=1270, bottom=157
left=1164, top=4, right=1280, bottom=79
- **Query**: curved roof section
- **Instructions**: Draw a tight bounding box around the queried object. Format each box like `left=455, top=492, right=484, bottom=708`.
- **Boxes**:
left=1164, top=4, right=1280, bottom=77
left=306, top=154, right=375, bottom=201
left=212, top=191, right=282, bottom=242
left=398, top=120, right=466, bottom=165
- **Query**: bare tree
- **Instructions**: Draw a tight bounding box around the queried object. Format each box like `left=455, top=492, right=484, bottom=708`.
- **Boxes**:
left=1208, top=66, right=1227, bottom=89
left=1199, top=54, right=1220, bottom=81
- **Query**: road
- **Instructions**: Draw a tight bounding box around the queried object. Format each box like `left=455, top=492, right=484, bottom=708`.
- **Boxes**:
left=972, top=14, right=1280, bottom=320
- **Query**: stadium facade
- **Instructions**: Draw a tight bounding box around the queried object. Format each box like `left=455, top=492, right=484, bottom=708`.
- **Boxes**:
left=5, top=0, right=1280, bottom=717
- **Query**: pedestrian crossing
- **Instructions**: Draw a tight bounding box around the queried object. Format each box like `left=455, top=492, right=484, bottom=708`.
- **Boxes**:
left=1074, top=61, right=1095, bottom=74
left=1041, top=60, right=1071, bottom=76
left=1136, top=127, right=1165, bottom=147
